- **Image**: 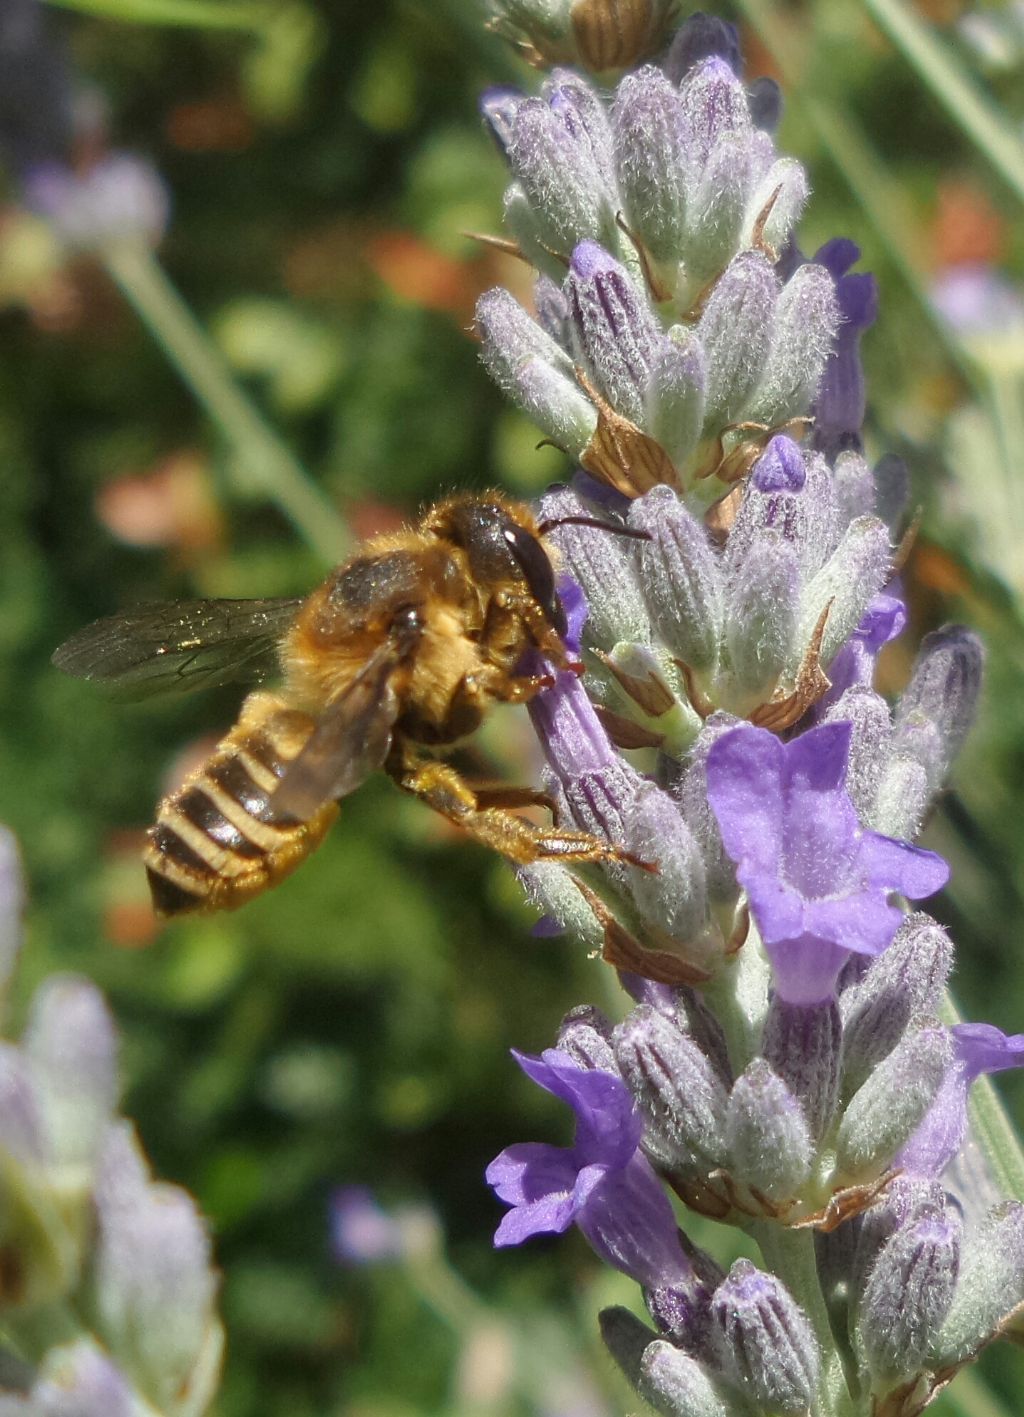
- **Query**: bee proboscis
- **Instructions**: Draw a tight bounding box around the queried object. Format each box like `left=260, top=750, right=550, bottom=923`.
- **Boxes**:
left=53, top=492, right=651, bottom=917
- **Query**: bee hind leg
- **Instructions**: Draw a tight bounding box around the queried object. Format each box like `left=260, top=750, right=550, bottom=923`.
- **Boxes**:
left=396, top=759, right=653, bottom=870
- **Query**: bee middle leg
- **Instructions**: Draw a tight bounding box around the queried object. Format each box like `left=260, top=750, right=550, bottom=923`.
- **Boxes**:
left=394, top=758, right=652, bottom=870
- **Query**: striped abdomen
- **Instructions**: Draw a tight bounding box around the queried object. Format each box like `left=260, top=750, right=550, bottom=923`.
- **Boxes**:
left=144, top=692, right=339, bottom=917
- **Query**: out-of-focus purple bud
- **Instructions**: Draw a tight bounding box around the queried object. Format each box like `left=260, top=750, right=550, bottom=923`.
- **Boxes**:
left=832, top=450, right=877, bottom=523
left=0, top=828, right=25, bottom=1004
left=835, top=1025, right=952, bottom=1184
left=93, top=1124, right=219, bottom=1415
left=24, top=976, right=117, bottom=1174
left=534, top=273, right=570, bottom=346
left=476, top=288, right=598, bottom=457
left=746, top=77, right=783, bottom=133
left=761, top=997, right=842, bottom=1141
left=540, top=484, right=650, bottom=645
left=24, top=154, right=169, bottom=251
left=708, top=1259, right=821, bottom=1415
left=598, top=1305, right=656, bottom=1392
left=794, top=516, right=891, bottom=673
left=644, top=328, right=707, bottom=467
left=894, top=626, right=984, bottom=785
left=751, top=263, right=840, bottom=426
left=873, top=453, right=909, bottom=532
left=330, top=1186, right=406, bottom=1265
left=0, top=0, right=74, bottom=174
left=566, top=241, right=661, bottom=425
left=613, top=66, right=689, bottom=262
left=860, top=1208, right=962, bottom=1382
left=726, top=1058, right=813, bottom=1200
left=557, top=1004, right=619, bottom=1075
left=629, top=485, right=722, bottom=671
left=613, top=1005, right=729, bottom=1177
left=841, top=914, right=953, bottom=1095
left=724, top=536, right=800, bottom=701
left=623, top=784, right=710, bottom=950
left=811, top=239, right=878, bottom=458
left=678, top=58, right=750, bottom=173
left=937, top=1203, right=1024, bottom=1364
left=697, top=251, right=779, bottom=428
left=31, top=1339, right=140, bottom=1417
left=664, top=14, right=741, bottom=84
left=823, top=688, right=893, bottom=819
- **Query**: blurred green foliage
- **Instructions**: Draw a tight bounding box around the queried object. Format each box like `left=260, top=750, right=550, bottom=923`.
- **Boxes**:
left=2, top=0, right=1024, bottom=1413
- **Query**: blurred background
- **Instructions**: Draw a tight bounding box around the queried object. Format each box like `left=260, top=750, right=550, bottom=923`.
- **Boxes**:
left=1, top=0, right=1024, bottom=1412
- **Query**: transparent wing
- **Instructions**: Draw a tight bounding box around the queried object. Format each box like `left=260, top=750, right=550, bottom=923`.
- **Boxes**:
left=51, top=597, right=303, bottom=701
left=269, top=641, right=404, bottom=823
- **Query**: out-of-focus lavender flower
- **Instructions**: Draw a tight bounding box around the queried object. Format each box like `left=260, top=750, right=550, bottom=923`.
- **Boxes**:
left=23, top=154, right=169, bottom=251
left=486, top=1049, right=695, bottom=1289
left=330, top=1186, right=439, bottom=1267
left=932, top=262, right=1024, bottom=337
left=705, top=720, right=949, bottom=1003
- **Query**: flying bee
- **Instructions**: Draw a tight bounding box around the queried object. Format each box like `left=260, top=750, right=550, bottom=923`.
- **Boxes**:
left=53, top=491, right=652, bottom=918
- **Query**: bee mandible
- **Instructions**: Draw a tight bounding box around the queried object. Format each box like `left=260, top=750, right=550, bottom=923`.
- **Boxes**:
left=53, top=491, right=651, bottom=917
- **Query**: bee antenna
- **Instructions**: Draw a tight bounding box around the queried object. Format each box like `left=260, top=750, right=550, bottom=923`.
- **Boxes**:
left=536, top=515, right=652, bottom=542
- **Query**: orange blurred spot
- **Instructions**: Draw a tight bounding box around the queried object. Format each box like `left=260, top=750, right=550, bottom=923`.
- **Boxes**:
left=95, top=452, right=223, bottom=556
left=933, top=178, right=1006, bottom=268
left=106, top=901, right=160, bottom=948
left=910, top=540, right=971, bottom=596
left=365, top=230, right=475, bottom=315
left=165, top=97, right=255, bottom=154
left=346, top=497, right=409, bottom=541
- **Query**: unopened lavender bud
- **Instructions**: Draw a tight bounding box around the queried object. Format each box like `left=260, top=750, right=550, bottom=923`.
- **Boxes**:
left=894, top=626, right=984, bottom=782
left=726, top=1059, right=813, bottom=1200
left=664, top=15, right=740, bottom=85
left=679, top=57, right=750, bottom=171
left=685, top=137, right=754, bottom=281
left=32, top=1339, right=141, bottom=1417
left=503, top=181, right=562, bottom=279
left=937, top=1203, right=1024, bottom=1363
left=724, top=537, right=800, bottom=701
left=476, top=288, right=598, bottom=455
left=762, top=997, right=842, bottom=1141
left=640, top=1341, right=738, bottom=1417
left=629, top=485, right=721, bottom=671
left=697, top=251, right=779, bottom=428
left=676, top=988, right=734, bottom=1089
left=557, top=1005, right=619, bottom=1074
left=518, top=860, right=603, bottom=950
left=613, top=67, right=688, bottom=262
left=708, top=1259, right=821, bottom=1415
left=24, top=976, right=117, bottom=1175
left=751, top=263, right=840, bottom=426
left=598, top=1305, right=657, bottom=1391
left=824, top=688, right=893, bottom=820
left=873, top=452, right=909, bottom=532
left=94, top=1125, right=219, bottom=1414
left=540, top=484, right=650, bottom=645
left=614, top=1005, right=729, bottom=1175
left=870, top=735, right=936, bottom=841
left=741, top=157, right=808, bottom=252
left=567, top=241, right=661, bottom=424
left=794, top=516, right=891, bottom=672
left=859, top=1209, right=962, bottom=1381
left=832, top=450, right=877, bottom=523
left=852, top=1176, right=948, bottom=1304
left=623, top=784, right=709, bottom=947
left=508, top=98, right=611, bottom=255
left=480, top=85, right=523, bottom=151
left=644, top=329, right=707, bottom=468
left=842, top=915, right=953, bottom=1094
left=835, top=1025, right=952, bottom=1183
left=534, top=273, right=570, bottom=345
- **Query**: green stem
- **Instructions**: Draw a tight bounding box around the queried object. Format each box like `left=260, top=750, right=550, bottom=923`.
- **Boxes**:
left=862, top=0, right=1024, bottom=209
left=101, top=240, right=350, bottom=566
left=751, top=1222, right=855, bottom=1417
left=44, top=0, right=265, bottom=31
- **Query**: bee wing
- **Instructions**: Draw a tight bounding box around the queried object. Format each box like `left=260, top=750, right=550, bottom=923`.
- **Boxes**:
left=268, top=641, right=405, bottom=824
left=51, top=598, right=304, bottom=701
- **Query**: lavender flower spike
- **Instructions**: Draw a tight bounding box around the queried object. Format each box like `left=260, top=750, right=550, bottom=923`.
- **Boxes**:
left=486, top=1049, right=694, bottom=1290
left=706, top=721, right=949, bottom=1003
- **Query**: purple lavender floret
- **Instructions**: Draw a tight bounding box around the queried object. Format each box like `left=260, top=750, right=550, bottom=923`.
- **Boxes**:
left=811, top=238, right=879, bottom=457
left=706, top=720, right=949, bottom=1003
left=486, top=1049, right=694, bottom=1288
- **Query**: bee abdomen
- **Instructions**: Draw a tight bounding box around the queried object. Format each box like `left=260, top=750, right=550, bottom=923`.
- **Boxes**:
left=144, top=700, right=338, bottom=917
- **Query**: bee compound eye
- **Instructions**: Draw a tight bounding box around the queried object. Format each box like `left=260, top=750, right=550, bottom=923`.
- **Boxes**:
left=502, top=525, right=566, bottom=637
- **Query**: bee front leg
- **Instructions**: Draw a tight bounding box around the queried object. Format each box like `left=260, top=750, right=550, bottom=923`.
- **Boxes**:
left=393, top=758, right=653, bottom=870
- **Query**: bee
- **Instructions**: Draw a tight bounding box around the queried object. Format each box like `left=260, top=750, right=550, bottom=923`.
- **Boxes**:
left=53, top=492, right=651, bottom=917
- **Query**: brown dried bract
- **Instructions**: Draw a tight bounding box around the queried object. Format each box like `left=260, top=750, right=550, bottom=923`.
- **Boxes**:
left=570, top=0, right=673, bottom=72
left=574, top=880, right=713, bottom=986
left=594, top=649, right=675, bottom=716
left=593, top=704, right=665, bottom=750
left=749, top=600, right=833, bottom=731
left=672, top=658, right=716, bottom=720
left=579, top=373, right=681, bottom=497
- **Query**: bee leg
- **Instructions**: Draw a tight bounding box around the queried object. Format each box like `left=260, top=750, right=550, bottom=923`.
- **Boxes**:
left=396, top=759, right=653, bottom=870
left=471, top=785, right=559, bottom=819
